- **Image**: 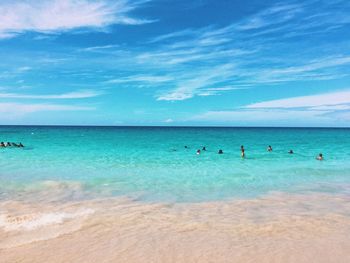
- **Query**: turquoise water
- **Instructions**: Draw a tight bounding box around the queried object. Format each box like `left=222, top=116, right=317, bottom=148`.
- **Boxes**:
left=1, top=126, right=350, bottom=202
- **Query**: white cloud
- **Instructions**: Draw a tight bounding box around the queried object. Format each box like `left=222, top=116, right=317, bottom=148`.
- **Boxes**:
left=156, top=64, right=237, bottom=101
left=192, top=109, right=327, bottom=122
left=189, top=108, right=350, bottom=127
left=164, top=118, right=173, bottom=123
left=246, top=89, right=350, bottom=109
left=157, top=89, right=193, bottom=101
left=310, top=105, right=350, bottom=111
left=0, top=0, right=153, bottom=39
left=190, top=88, right=350, bottom=126
left=80, top=44, right=119, bottom=52
left=236, top=3, right=302, bottom=31
left=106, top=75, right=173, bottom=84
left=0, top=90, right=103, bottom=99
left=261, top=56, right=350, bottom=77
left=17, top=66, right=32, bottom=72
left=0, top=103, right=94, bottom=115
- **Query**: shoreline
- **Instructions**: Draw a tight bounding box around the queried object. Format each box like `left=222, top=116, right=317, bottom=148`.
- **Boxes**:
left=1, top=191, right=350, bottom=262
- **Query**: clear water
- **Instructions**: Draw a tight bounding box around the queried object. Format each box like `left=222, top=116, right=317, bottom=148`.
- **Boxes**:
left=1, top=126, right=350, bottom=202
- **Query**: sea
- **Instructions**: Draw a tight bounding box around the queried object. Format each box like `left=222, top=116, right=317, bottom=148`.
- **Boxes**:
left=1, top=126, right=350, bottom=203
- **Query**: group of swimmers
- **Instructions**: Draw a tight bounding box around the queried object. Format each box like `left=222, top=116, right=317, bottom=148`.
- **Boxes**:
left=0, top=142, right=24, bottom=148
left=192, top=145, right=324, bottom=160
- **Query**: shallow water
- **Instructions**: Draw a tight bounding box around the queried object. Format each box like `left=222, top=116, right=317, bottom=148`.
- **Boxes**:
left=1, top=126, right=350, bottom=202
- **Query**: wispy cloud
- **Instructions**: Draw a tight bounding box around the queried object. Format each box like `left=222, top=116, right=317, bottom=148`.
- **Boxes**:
left=192, top=109, right=329, bottom=123
left=0, top=103, right=94, bottom=115
left=236, top=3, right=303, bottom=31
left=156, top=64, right=238, bottom=101
left=190, top=107, right=350, bottom=127
left=3, top=0, right=350, bottom=111
left=0, top=90, right=104, bottom=99
left=190, top=88, right=350, bottom=126
left=246, top=89, right=350, bottom=109
left=0, top=0, right=154, bottom=39
left=106, top=75, right=173, bottom=84
left=79, top=44, right=120, bottom=52
left=127, top=0, right=350, bottom=101
left=0, top=66, right=33, bottom=79
left=163, top=118, right=173, bottom=123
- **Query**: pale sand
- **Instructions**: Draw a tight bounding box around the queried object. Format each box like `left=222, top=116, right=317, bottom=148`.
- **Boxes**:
left=1, top=192, right=350, bottom=263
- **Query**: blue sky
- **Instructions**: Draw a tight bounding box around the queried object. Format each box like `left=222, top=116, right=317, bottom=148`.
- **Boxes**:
left=0, top=0, right=350, bottom=126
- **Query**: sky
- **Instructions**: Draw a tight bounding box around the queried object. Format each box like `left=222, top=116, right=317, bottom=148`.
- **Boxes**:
left=0, top=0, right=350, bottom=127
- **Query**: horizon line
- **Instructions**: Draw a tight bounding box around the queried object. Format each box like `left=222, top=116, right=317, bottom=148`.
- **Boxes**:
left=0, top=125, right=349, bottom=129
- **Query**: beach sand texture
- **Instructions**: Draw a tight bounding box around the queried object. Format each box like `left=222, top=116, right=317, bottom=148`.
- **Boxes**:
left=1, top=192, right=350, bottom=263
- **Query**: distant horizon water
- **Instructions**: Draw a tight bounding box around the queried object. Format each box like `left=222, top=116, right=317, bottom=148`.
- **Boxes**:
left=1, top=125, right=350, bottom=131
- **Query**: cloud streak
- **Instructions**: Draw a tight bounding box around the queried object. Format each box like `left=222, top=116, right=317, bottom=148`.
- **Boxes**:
left=246, top=89, right=350, bottom=109
left=0, top=90, right=104, bottom=99
left=106, top=75, right=173, bottom=84
left=0, top=0, right=153, bottom=39
left=190, top=89, right=350, bottom=126
left=156, top=64, right=238, bottom=101
left=129, top=0, right=350, bottom=101
left=0, top=102, right=94, bottom=115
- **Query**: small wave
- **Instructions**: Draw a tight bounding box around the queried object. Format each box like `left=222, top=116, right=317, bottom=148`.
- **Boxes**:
left=0, top=208, right=94, bottom=232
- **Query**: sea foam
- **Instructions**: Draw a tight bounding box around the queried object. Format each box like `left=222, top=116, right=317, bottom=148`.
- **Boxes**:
left=0, top=208, right=94, bottom=232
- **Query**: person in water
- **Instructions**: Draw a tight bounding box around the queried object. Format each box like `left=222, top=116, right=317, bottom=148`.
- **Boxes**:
left=6, top=142, right=11, bottom=147
left=267, top=145, right=273, bottom=152
left=316, top=153, right=323, bottom=160
left=184, top=146, right=188, bottom=149
left=0, top=142, right=5, bottom=147
left=241, top=145, right=245, bottom=158
left=18, top=143, right=24, bottom=147
left=196, top=149, right=201, bottom=155
left=202, top=146, right=206, bottom=151
left=218, top=149, right=223, bottom=154
left=288, top=150, right=294, bottom=154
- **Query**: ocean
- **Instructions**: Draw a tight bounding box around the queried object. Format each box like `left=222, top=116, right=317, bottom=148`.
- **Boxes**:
left=1, top=126, right=350, bottom=202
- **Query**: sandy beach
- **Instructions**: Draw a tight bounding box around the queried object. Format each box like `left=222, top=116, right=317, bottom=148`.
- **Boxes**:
left=2, top=191, right=350, bottom=263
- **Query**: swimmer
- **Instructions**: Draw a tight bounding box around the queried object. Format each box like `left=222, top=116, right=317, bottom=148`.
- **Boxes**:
left=0, top=142, right=5, bottom=147
left=196, top=149, right=201, bottom=155
left=267, top=145, right=273, bottom=152
left=202, top=146, right=206, bottom=151
left=19, top=143, right=24, bottom=147
left=184, top=146, right=188, bottom=149
left=316, top=153, right=323, bottom=160
left=241, top=145, right=245, bottom=158
left=12, top=142, right=19, bottom=147
left=288, top=150, right=294, bottom=154
left=6, top=142, right=11, bottom=147
left=218, top=149, right=223, bottom=154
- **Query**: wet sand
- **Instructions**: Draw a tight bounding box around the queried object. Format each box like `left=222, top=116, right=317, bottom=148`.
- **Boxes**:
left=1, top=192, right=350, bottom=263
